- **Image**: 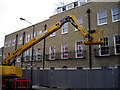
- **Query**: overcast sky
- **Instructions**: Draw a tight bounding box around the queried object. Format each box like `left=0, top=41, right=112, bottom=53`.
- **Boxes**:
left=0, top=0, right=76, bottom=47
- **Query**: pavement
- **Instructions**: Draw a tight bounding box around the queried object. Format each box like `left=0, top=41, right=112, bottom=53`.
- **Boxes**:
left=32, top=85, right=67, bottom=90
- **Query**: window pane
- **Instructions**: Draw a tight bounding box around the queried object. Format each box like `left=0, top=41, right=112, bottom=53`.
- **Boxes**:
left=61, top=44, right=68, bottom=59
left=75, top=18, right=83, bottom=31
left=75, top=41, right=84, bottom=58
left=62, top=23, right=68, bottom=34
left=12, top=38, right=15, bottom=46
left=49, top=46, right=56, bottom=60
left=99, top=37, right=109, bottom=56
left=115, top=35, right=120, bottom=54
left=112, top=8, right=120, bottom=22
left=36, top=48, right=42, bottom=61
left=112, top=8, right=119, bottom=14
left=66, top=3, right=74, bottom=10
left=18, top=36, right=22, bottom=45
left=115, top=35, right=120, bottom=44
left=116, top=45, right=120, bottom=53
left=97, top=11, right=107, bottom=25
left=50, top=32, right=56, bottom=37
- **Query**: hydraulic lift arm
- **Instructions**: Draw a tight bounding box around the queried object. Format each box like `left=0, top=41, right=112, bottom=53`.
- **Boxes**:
left=2, top=15, right=104, bottom=67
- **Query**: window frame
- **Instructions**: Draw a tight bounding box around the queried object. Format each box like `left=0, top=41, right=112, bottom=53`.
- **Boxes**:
left=29, top=48, right=32, bottom=61
left=24, top=50, right=29, bottom=62
left=97, top=10, right=107, bottom=26
left=75, top=17, right=83, bottom=31
left=75, top=41, right=84, bottom=58
left=12, top=38, right=16, bottom=46
left=111, top=8, right=120, bottom=22
left=37, top=30, right=42, bottom=35
left=34, top=32, right=37, bottom=38
left=4, top=54, right=6, bottom=58
left=50, top=32, right=56, bottom=37
left=61, top=22, right=68, bottom=34
left=49, top=46, right=56, bottom=60
left=4, top=41, right=8, bottom=48
left=36, top=47, right=42, bottom=61
left=18, top=36, right=23, bottom=45
left=61, top=44, right=69, bottom=59
left=66, top=3, right=74, bottom=10
left=25, top=34, right=31, bottom=43
left=8, top=40, right=11, bottom=47
left=99, top=36, right=110, bottom=56
left=114, top=35, right=120, bottom=55
left=78, top=0, right=87, bottom=6
left=56, top=8, right=62, bottom=14
left=17, top=56, right=21, bottom=62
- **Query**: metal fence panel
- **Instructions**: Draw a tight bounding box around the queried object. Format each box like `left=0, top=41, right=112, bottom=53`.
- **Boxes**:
left=67, top=69, right=88, bottom=88
left=112, top=68, right=120, bottom=88
left=51, top=70, right=68, bottom=88
left=22, top=68, right=120, bottom=89
left=21, top=69, right=31, bottom=81
left=25, top=69, right=31, bottom=80
left=88, top=69, right=113, bottom=88
left=38, top=69, right=51, bottom=87
left=32, top=69, right=39, bottom=85
left=21, top=69, right=26, bottom=79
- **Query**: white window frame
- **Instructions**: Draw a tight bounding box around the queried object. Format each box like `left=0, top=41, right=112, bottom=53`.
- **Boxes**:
left=99, top=36, right=110, bottom=56
left=55, top=8, right=62, bottom=14
left=17, top=56, right=21, bottom=62
left=49, top=46, right=56, bottom=60
left=37, top=30, right=42, bottom=35
left=24, top=50, right=29, bottom=62
left=66, top=3, right=74, bottom=10
left=111, top=8, right=120, bottom=22
left=97, top=10, right=107, bottom=26
left=78, top=0, right=87, bottom=6
left=4, top=41, right=8, bottom=48
left=61, top=22, right=68, bottom=34
left=50, top=32, right=56, bottom=37
left=61, top=44, right=68, bottom=59
left=27, top=34, right=30, bottom=41
left=75, top=41, right=84, bottom=58
left=12, top=38, right=15, bottom=46
left=75, top=18, right=83, bottom=31
left=25, top=34, right=30, bottom=43
left=18, top=36, right=22, bottom=45
left=34, top=32, right=37, bottom=37
left=8, top=40, right=11, bottom=47
left=36, top=47, right=42, bottom=61
left=30, top=33, right=33, bottom=39
left=29, top=48, right=32, bottom=61
left=114, top=35, right=120, bottom=55
left=4, top=54, right=7, bottom=58
left=25, top=34, right=28, bottom=43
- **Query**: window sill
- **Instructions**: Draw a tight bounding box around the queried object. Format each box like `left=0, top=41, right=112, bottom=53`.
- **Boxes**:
left=46, top=59, right=55, bottom=61
left=112, top=19, right=120, bottom=23
left=97, top=23, right=107, bottom=26
left=61, top=32, right=68, bottom=35
left=95, top=54, right=120, bottom=58
left=49, top=35, right=56, bottom=37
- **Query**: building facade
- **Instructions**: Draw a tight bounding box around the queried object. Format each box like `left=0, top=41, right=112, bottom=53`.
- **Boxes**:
left=0, top=47, right=4, bottom=64
left=3, top=1, right=120, bottom=69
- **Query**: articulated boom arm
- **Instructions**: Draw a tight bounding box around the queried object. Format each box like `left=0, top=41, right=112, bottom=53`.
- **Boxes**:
left=62, top=15, right=104, bottom=45
left=2, top=15, right=104, bottom=66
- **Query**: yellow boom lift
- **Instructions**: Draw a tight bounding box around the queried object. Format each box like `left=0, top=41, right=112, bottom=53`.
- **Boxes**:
left=0, top=15, right=104, bottom=89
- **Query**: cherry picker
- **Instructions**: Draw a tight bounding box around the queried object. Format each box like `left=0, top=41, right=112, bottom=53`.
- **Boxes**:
left=0, top=15, right=104, bottom=89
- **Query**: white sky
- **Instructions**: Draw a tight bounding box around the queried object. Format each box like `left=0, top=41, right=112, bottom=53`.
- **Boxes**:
left=0, top=0, right=76, bottom=48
